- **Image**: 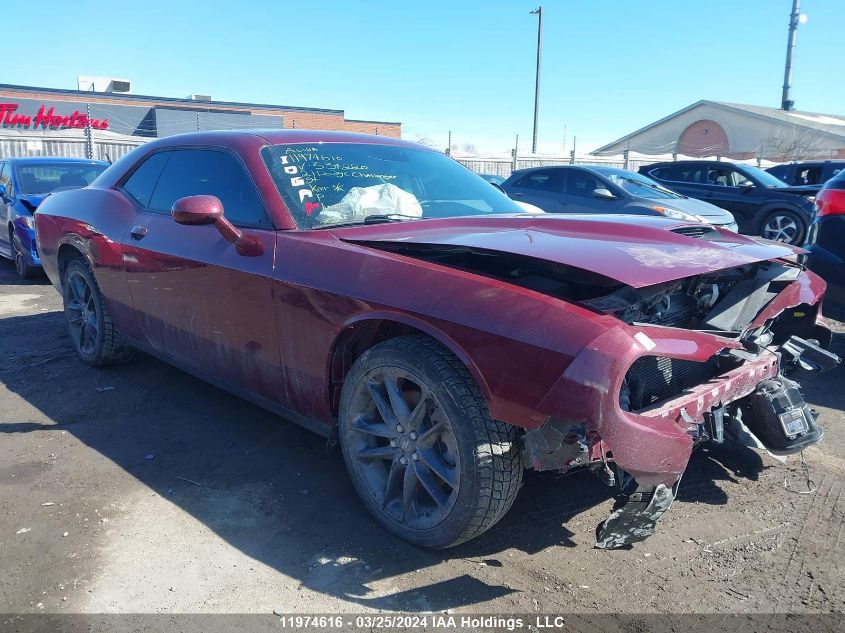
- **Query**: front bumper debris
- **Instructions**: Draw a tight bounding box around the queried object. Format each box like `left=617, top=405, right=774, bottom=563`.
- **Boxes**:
left=595, top=483, right=677, bottom=549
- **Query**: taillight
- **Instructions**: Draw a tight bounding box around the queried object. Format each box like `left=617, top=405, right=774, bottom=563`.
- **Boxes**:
left=815, top=188, right=845, bottom=217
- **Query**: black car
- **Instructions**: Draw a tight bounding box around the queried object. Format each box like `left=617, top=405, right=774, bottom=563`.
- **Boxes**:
left=767, top=160, right=845, bottom=188
left=640, top=160, right=817, bottom=245
left=501, top=165, right=737, bottom=229
left=805, top=171, right=845, bottom=320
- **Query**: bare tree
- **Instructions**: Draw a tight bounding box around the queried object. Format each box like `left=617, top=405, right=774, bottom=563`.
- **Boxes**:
left=763, top=125, right=826, bottom=162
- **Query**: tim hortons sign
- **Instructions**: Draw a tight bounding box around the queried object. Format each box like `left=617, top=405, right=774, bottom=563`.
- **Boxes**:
left=0, top=103, right=109, bottom=130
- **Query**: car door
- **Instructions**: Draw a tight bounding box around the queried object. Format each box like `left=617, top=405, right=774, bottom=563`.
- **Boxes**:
left=118, top=147, right=284, bottom=403
left=504, top=168, right=568, bottom=212
left=702, top=166, right=759, bottom=223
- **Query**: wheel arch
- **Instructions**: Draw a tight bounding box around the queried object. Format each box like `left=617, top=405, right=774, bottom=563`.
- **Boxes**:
left=56, top=238, right=90, bottom=286
left=750, top=202, right=809, bottom=233
left=327, top=312, right=493, bottom=418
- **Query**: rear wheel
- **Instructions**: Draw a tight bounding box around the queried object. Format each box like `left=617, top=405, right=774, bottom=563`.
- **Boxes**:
left=339, top=335, right=523, bottom=549
left=760, top=210, right=806, bottom=245
left=62, top=259, right=135, bottom=366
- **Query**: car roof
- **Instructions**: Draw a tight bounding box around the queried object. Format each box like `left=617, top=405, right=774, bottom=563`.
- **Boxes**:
left=510, top=164, right=608, bottom=176
left=139, top=129, right=425, bottom=151
left=1, top=156, right=109, bottom=165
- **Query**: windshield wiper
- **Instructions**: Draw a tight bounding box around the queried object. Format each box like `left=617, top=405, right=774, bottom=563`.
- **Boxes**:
left=316, top=213, right=420, bottom=229
left=362, top=213, right=420, bottom=224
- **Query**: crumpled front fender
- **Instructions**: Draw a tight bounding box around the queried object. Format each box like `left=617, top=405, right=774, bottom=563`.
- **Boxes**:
left=535, top=325, right=746, bottom=487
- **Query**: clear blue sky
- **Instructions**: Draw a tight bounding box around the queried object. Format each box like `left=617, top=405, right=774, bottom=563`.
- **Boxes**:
left=5, top=0, right=843, bottom=155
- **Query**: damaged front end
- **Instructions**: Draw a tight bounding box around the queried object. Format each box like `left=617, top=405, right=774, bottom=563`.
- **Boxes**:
left=524, top=259, right=840, bottom=549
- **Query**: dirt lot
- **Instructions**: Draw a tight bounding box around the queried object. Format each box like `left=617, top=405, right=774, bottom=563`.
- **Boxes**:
left=1, top=261, right=843, bottom=617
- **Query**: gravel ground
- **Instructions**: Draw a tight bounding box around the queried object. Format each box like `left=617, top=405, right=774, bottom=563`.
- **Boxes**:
left=0, top=261, right=843, bottom=618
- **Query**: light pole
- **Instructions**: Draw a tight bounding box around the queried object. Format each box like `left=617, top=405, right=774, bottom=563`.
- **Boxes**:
left=530, top=6, right=543, bottom=154
left=781, top=0, right=807, bottom=111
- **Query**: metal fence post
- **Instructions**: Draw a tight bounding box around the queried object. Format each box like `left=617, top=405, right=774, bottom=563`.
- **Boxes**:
left=84, top=103, right=94, bottom=160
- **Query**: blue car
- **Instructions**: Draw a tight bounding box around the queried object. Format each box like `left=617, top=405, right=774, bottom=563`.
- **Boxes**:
left=0, top=157, right=108, bottom=277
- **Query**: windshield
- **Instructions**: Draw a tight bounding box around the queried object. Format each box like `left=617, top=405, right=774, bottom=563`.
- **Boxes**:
left=740, top=165, right=789, bottom=188
left=261, top=143, right=525, bottom=228
left=603, top=170, right=684, bottom=199
left=15, top=162, right=107, bottom=195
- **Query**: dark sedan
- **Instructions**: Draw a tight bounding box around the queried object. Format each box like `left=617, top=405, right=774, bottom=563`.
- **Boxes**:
left=33, top=130, right=837, bottom=550
left=501, top=165, right=738, bottom=231
left=806, top=170, right=845, bottom=320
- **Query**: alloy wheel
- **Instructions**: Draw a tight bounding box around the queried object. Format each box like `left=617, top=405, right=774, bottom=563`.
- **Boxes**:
left=65, top=270, right=100, bottom=356
left=346, top=367, right=460, bottom=530
left=762, top=214, right=800, bottom=244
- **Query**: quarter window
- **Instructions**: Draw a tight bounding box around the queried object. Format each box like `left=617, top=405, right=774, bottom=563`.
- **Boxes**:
left=122, top=152, right=169, bottom=207
left=148, top=149, right=269, bottom=226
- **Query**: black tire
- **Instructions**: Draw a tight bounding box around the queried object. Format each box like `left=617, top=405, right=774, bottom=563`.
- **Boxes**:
left=339, top=334, right=523, bottom=549
left=759, top=209, right=806, bottom=245
left=10, top=230, right=38, bottom=279
left=62, top=259, right=135, bottom=366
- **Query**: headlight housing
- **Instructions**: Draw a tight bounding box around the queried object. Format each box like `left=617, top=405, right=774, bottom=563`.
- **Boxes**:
left=18, top=215, right=34, bottom=229
left=649, top=205, right=702, bottom=223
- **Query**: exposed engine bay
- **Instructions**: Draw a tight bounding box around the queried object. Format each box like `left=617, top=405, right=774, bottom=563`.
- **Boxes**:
left=355, top=238, right=840, bottom=549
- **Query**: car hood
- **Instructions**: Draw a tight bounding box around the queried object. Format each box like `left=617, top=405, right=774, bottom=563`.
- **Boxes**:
left=18, top=193, right=49, bottom=212
left=770, top=185, right=818, bottom=197
left=334, top=214, right=802, bottom=288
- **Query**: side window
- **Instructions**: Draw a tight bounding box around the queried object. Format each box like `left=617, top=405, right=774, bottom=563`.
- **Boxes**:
left=797, top=165, right=823, bottom=185
left=663, top=165, right=705, bottom=183
left=513, top=169, right=565, bottom=192
left=707, top=167, right=744, bottom=187
left=648, top=167, right=669, bottom=180
left=148, top=149, right=269, bottom=227
left=122, top=152, right=170, bottom=207
left=565, top=170, right=605, bottom=198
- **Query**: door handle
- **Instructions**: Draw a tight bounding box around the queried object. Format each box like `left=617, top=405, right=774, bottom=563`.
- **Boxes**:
left=130, top=225, right=148, bottom=240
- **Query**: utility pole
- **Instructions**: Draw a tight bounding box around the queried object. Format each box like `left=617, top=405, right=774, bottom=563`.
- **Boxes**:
left=530, top=6, right=543, bottom=154
left=562, top=123, right=567, bottom=156
left=512, top=133, right=519, bottom=172
left=781, top=0, right=804, bottom=111
left=446, top=130, right=452, bottom=156
left=570, top=136, right=576, bottom=164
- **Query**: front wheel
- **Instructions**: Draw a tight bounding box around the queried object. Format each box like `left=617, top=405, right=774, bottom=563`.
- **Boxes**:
left=10, top=231, right=38, bottom=279
left=339, top=335, right=523, bottom=549
left=62, top=259, right=135, bottom=366
left=760, top=210, right=806, bottom=245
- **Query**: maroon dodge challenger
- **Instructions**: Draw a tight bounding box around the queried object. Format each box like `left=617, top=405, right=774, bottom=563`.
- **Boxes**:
left=34, top=131, right=839, bottom=549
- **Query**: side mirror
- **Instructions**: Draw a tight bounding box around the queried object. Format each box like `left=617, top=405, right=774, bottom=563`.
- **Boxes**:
left=593, top=188, right=616, bottom=200
left=172, top=194, right=222, bottom=225
left=0, top=183, right=8, bottom=201
left=739, top=180, right=755, bottom=190
left=171, top=195, right=263, bottom=257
